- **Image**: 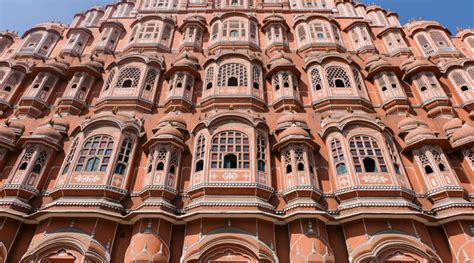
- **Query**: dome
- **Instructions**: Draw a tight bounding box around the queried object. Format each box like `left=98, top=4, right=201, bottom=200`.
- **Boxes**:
left=277, top=114, right=306, bottom=127
left=267, top=52, right=298, bottom=76
left=451, top=125, right=474, bottom=145
left=6, top=118, right=25, bottom=133
left=401, top=58, right=438, bottom=79
left=365, top=55, right=394, bottom=76
left=442, top=118, right=463, bottom=135
left=0, top=124, right=16, bottom=142
left=125, top=233, right=168, bottom=263
left=155, top=125, right=184, bottom=141
left=173, top=52, right=199, bottom=70
left=398, top=116, right=427, bottom=133
left=158, top=114, right=186, bottom=128
left=269, top=52, right=293, bottom=68
left=278, top=126, right=309, bottom=141
left=33, top=124, right=62, bottom=141
left=405, top=126, right=436, bottom=144
left=41, top=115, right=69, bottom=134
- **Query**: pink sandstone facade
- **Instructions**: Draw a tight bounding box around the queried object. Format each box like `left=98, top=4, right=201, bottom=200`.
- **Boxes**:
left=0, top=0, right=474, bottom=262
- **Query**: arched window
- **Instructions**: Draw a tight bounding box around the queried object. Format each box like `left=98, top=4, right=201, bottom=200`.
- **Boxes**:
left=230, top=30, right=239, bottom=37
left=85, top=157, right=100, bottom=172
left=23, top=32, right=43, bottom=50
left=252, top=66, right=261, bottom=90
left=449, top=70, right=472, bottom=94
left=349, top=135, right=387, bottom=173
left=415, top=34, right=434, bottom=56
left=156, top=162, right=165, bottom=170
left=211, top=131, right=250, bottom=169
left=438, top=163, right=446, bottom=171
left=362, top=157, right=377, bottom=172
left=161, top=26, right=172, bottom=42
left=104, top=69, right=116, bottom=91
left=211, top=24, right=219, bottom=40
left=334, top=79, right=346, bottom=88
left=309, top=22, right=330, bottom=41
left=19, top=162, right=28, bottom=170
left=205, top=66, right=214, bottom=90
left=17, top=146, right=35, bottom=171
left=223, top=20, right=246, bottom=39
left=297, top=162, right=305, bottom=171
left=352, top=67, right=365, bottom=90
left=414, top=146, right=451, bottom=177
left=137, top=22, right=160, bottom=42
left=257, top=135, right=266, bottom=172
left=295, top=148, right=305, bottom=171
left=286, top=164, right=292, bottom=174
left=75, top=135, right=114, bottom=172
left=117, top=67, right=141, bottom=89
left=297, top=25, right=307, bottom=43
left=32, top=164, right=42, bottom=173
left=114, top=163, right=126, bottom=174
left=310, top=67, right=323, bottom=91
left=424, top=165, right=434, bottom=174
left=386, top=138, right=402, bottom=175
left=217, top=63, right=248, bottom=87
left=194, top=134, right=206, bottom=172
left=326, top=66, right=351, bottom=88
left=62, top=138, right=79, bottom=174
left=122, top=79, right=133, bottom=88
left=144, top=69, right=158, bottom=91
left=114, top=137, right=134, bottom=175
left=195, top=160, right=204, bottom=172
left=336, top=163, right=347, bottom=175
left=429, top=31, right=451, bottom=48
left=223, top=154, right=238, bottom=168
left=228, top=77, right=238, bottom=86
left=331, top=138, right=347, bottom=175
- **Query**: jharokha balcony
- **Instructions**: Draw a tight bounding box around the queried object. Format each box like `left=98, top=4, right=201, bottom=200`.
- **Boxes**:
left=95, top=53, right=164, bottom=113
left=200, top=51, right=266, bottom=112
left=185, top=111, right=274, bottom=213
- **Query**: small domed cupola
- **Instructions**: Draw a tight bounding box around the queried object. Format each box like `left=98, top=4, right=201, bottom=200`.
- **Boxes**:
left=450, top=124, right=474, bottom=150
left=27, top=120, right=66, bottom=150
left=153, top=113, right=187, bottom=132
left=274, top=124, right=318, bottom=152
left=276, top=114, right=308, bottom=132
left=125, top=232, right=169, bottom=263
left=273, top=114, right=320, bottom=207
left=398, top=114, right=428, bottom=135
left=442, top=117, right=463, bottom=138
left=0, top=120, right=18, bottom=150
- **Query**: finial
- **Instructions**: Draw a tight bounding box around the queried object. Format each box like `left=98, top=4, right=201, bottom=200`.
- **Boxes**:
left=55, top=108, right=62, bottom=116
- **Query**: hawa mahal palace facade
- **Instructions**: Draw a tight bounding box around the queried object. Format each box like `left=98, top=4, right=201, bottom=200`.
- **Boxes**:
left=0, top=0, right=474, bottom=262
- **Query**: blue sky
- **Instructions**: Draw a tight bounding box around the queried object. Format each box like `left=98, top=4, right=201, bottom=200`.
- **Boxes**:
left=0, top=0, right=472, bottom=35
